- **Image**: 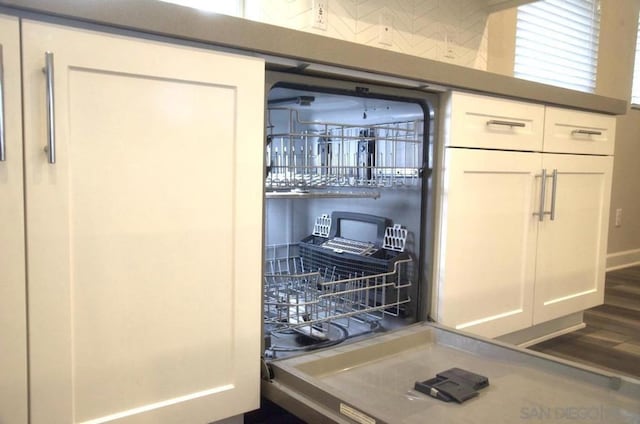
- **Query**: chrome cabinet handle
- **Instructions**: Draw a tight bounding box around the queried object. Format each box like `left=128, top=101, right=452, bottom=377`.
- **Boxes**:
left=533, top=169, right=547, bottom=221
left=549, top=169, right=558, bottom=221
left=533, top=169, right=558, bottom=222
left=44, top=52, right=56, bottom=164
left=0, top=44, right=6, bottom=162
left=486, top=120, right=526, bottom=128
left=571, top=129, right=602, bottom=136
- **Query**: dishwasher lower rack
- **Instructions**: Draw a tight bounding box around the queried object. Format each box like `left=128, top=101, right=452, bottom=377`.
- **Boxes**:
left=263, top=244, right=413, bottom=356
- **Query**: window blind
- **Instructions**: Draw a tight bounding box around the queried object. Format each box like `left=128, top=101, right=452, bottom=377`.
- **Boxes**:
left=514, top=0, right=601, bottom=93
left=632, top=14, right=640, bottom=105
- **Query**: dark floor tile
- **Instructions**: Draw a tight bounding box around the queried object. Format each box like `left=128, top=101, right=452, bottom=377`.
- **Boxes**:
left=607, top=268, right=640, bottom=283
left=245, top=399, right=306, bottom=424
left=528, top=346, right=633, bottom=377
left=529, top=265, right=640, bottom=379
left=584, top=312, right=640, bottom=339
left=530, top=335, right=640, bottom=377
left=581, top=328, right=630, bottom=344
left=614, top=341, right=640, bottom=356
left=587, top=304, right=640, bottom=324
left=604, top=293, right=640, bottom=312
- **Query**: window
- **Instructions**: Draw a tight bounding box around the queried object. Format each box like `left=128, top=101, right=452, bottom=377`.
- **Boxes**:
left=632, top=13, right=640, bottom=106
left=514, top=0, right=601, bottom=93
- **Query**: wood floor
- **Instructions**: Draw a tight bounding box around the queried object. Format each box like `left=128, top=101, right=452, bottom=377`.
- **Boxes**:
left=528, top=265, right=640, bottom=378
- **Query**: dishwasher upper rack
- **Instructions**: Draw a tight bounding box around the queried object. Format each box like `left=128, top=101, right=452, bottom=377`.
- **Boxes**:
left=263, top=244, right=413, bottom=342
left=266, top=108, right=424, bottom=190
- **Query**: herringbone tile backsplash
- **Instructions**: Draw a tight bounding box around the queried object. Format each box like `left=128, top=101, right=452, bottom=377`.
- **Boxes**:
left=244, top=0, right=489, bottom=70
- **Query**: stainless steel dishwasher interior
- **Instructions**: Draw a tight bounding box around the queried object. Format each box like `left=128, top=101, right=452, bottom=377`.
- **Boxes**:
left=262, top=77, right=436, bottom=359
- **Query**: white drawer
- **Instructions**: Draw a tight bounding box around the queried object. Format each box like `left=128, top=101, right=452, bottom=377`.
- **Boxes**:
left=446, top=91, right=545, bottom=151
left=543, top=107, right=616, bottom=155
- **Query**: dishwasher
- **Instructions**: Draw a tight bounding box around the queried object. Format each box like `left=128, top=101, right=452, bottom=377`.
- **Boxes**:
left=259, top=72, right=640, bottom=424
left=262, top=72, right=434, bottom=359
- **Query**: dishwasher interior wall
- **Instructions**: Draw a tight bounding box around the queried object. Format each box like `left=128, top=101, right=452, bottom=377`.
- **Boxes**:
left=263, top=81, right=434, bottom=358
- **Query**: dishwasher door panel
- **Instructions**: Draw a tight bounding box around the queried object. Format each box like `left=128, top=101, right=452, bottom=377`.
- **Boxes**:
left=265, top=323, right=640, bottom=424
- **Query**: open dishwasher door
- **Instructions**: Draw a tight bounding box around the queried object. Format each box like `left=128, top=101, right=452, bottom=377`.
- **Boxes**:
left=263, top=323, right=640, bottom=424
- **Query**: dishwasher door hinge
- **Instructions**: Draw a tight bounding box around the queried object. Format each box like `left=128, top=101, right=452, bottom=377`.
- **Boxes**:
left=419, top=167, right=433, bottom=178
left=261, top=357, right=275, bottom=381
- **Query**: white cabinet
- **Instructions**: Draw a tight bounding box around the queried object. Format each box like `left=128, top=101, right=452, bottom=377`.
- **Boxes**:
left=436, top=149, right=539, bottom=337
left=15, top=20, right=264, bottom=424
left=436, top=92, right=615, bottom=338
left=534, top=154, right=613, bottom=324
left=0, top=14, right=28, bottom=424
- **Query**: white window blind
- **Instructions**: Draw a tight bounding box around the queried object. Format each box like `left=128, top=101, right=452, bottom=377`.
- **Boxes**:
left=632, top=14, right=640, bottom=105
left=514, top=0, right=601, bottom=93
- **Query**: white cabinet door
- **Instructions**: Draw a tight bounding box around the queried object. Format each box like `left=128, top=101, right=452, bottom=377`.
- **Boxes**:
left=533, top=154, right=613, bottom=324
left=0, top=14, right=28, bottom=424
left=22, top=21, right=264, bottom=424
left=435, top=148, right=539, bottom=338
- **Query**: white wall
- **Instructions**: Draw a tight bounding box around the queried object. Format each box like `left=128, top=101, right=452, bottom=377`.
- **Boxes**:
left=597, top=0, right=640, bottom=269
left=244, top=0, right=490, bottom=70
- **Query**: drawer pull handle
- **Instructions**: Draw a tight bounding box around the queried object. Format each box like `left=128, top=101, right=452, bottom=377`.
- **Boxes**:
left=571, top=129, right=602, bottom=136
left=43, top=52, right=56, bottom=164
left=533, top=169, right=547, bottom=221
left=549, top=169, right=558, bottom=221
left=486, top=120, right=525, bottom=128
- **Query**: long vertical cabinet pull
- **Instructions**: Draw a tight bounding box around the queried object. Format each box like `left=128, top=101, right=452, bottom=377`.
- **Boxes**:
left=534, top=169, right=547, bottom=221
left=0, top=44, right=6, bottom=162
left=549, top=169, right=558, bottom=220
left=44, top=51, right=55, bottom=164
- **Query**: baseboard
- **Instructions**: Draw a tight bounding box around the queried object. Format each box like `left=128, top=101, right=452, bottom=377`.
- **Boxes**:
left=606, top=248, right=640, bottom=271
left=515, top=323, right=586, bottom=348
left=495, top=312, right=584, bottom=347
